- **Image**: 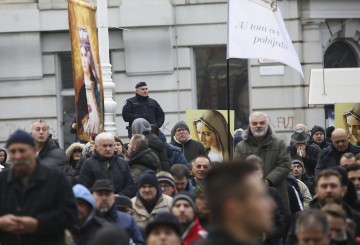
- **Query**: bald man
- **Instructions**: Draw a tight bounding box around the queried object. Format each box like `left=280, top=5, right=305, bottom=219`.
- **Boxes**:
left=315, top=128, right=360, bottom=174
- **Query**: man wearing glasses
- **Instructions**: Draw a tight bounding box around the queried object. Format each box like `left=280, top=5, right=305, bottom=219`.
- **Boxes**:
left=316, top=128, right=360, bottom=175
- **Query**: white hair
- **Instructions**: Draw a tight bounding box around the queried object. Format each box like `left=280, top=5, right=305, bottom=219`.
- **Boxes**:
left=95, top=132, right=115, bottom=145
left=249, top=111, right=270, bottom=124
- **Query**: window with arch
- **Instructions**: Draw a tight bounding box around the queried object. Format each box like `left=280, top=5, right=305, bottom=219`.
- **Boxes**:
left=324, top=41, right=359, bottom=68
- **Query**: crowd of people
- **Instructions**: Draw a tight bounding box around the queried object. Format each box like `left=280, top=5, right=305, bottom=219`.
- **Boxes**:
left=1, top=83, right=360, bottom=245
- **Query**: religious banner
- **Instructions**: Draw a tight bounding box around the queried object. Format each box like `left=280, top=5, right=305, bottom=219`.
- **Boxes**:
left=185, top=110, right=235, bottom=162
left=335, top=103, right=360, bottom=146
left=68, top=0, right=104, bottom=142
left=227, top=0, right=304, bottom=77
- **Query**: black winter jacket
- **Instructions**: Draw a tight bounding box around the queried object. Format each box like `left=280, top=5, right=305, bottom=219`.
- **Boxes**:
left=287, top=144, right=319, bottom=177
left=122, top=94, right=165, bottom=137
left=71, top=216, right=110, bottom=245
left=170, top=139, right=207, bottom=162
left=37, top=135, right=74, bottom=179
left=145, top=133, right=170, bottom=171
left=0, top=161, right=78, bottom=245
left=315, top=143, right=360, bottom=175
left=129, top=149, right=162, bottom=183
left=79, top=152, right=136, bottom=198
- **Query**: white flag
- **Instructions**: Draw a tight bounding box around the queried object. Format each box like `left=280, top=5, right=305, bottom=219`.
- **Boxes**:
left=227, top=0, right=304, bottom=77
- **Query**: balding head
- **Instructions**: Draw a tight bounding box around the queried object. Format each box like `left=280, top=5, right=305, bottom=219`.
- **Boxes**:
left=331, top=128, right=349, bottom=152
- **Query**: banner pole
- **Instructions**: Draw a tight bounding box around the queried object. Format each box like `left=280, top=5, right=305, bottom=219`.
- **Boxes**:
left=227, top=58, right=232, bottom=160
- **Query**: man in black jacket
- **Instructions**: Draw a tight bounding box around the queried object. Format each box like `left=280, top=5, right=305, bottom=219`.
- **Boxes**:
left=316, top=128, right=360, bottom=175
left=170, top=121, right=207, bottom=162
left=31, top=119, right=74, bottom=178
left=79, top=132, right=136, bottom=198
left=122, top=82, right=165, bottom=138
left=0, top=130, right=77, bottom=245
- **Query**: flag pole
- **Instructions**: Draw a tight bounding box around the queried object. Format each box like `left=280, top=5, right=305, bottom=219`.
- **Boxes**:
left=227, top=58, right=232, bottom=160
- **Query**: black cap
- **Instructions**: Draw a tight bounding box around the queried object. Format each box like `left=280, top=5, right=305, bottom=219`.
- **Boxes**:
left=92, top=179, right=114, bottom=192
left=115, top=195, right=133, bottom=210
left=6, top=130, right=35, bottom=148
left=135, top=81, right=147, bottom=89
left=311, top=125, right=325, bottom=137
left=145, top=212, right=182, bottom=237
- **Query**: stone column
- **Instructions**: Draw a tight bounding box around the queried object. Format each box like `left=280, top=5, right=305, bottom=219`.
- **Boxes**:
left=97, top=0, right=117, bottom=135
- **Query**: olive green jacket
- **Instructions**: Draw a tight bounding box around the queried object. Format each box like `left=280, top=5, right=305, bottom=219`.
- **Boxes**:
left=234, top=128, right=291, bottom=211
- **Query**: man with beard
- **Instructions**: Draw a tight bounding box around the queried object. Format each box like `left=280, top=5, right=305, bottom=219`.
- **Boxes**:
left=0, top=130, right=77, bottom=245
left=31, top=119, right=74, bottom=179
left=235, top=111, right=292, bottom=211
left=79, top=132, right=136, bottom=198
left=190, top=155, right=211, bottom=187
left=171, top=193, right=207, bottom=245
left=92, top=179, right=144, bottom=245
left=286, top=169, right=360, bottom=244
left=316, top=128, right=360, bottom=174
left=348, top=164, right=360, bottom=207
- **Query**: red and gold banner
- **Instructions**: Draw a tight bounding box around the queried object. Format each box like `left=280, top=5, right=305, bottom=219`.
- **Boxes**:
left=68, top=0, right=104, bottom=142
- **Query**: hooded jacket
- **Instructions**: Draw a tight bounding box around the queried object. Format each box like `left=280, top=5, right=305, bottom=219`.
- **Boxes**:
left=235, top=127, right=292, bottom=211
left=129, top=148, right=162, bottom=183
left=72, top=184, right=110, bottom=245
left=0, top=148, right=9, bottom=172
left=66, top=143, right=85, bottom=169
left=79, top=152, right=136, bottom=198
left=37, top=135, right=74, bottom=179
left=170, top=121, right=207, bottom=162
left=193, top=110, right=233, bottom=162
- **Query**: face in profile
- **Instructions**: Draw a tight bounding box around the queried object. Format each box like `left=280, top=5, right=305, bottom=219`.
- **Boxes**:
left=80, top=46, right=89, bottom=74
left=346, top=115, right=360, bottom=144
left=196, top=122, right=217, bottom=149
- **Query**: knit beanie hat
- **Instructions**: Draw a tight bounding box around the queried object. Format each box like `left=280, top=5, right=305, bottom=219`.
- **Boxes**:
left=138, top=170, right=159, bottom=189
left=172, top=192, right=197, bottom=213
left=292, top=159, right=305, bottom=171
left=6, top=130, right=35, bottom=148
left=132, top=118, right=151, bottom=134
left=145, top=212, right=182, bottom=237
left=157, top=172, right=175, bottom=187
left=311, top=125, right=325, bottom=137
left=115, top=195, right=133, bottom=210
left=172, top=121, right=190, bottom=134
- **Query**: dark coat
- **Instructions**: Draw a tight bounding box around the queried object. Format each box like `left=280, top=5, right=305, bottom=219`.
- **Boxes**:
left=145, top=133, right=170, bottom=172
left=287, top=144, right=320, bottom=177
left=235, top=128, right=292, bottom=211
left=201, top=229, right=253, bottom=245
left=308, top=138, right=330, bottom=150
left=129, top=148, right=162, bottom=183
left=79, top=153, right=136, bottom=198
left=122, top=94, right=165, bottom=137
left=166, top=143, right=188, bottom=166
left=97, top=205, right=144, bottom=245
left=315, top=143, right=360, bottom=175
left=0, top=161, right=78, bottom=245
left=170, top=139, right=207, bottom=162
left=37, top=135, right=74, bottom=179
left=71, top=216, right=110, bottom=245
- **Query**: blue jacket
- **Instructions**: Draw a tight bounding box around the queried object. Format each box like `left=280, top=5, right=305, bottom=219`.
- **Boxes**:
left=167, top=143, right=189, bottom=166
left=98, top=205, right=144, bottom=245
left=72, top=184, right=111, bottom=245
left=79, top=152, right=136, bottom=198
left=315, top=143, right=360, bottom=175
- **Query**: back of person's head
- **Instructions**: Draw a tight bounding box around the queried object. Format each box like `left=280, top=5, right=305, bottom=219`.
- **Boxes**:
left=295, top=209, right=329, bottom=236
left=321, top=203, right=346, bottom=221
left=131, top=134, right=148, bottom=152
left=132, top=118, right=151, bottom=134
left=151, top=124, right=160, bottom=137
left=90, top=226, right=129, bottom=245
left=205, top=161, right=259, bottom=223
left=171, top=164, right=190, bottom=179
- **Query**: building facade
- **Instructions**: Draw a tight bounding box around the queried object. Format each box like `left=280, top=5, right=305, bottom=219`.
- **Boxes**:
left=0, top=0, right=359, bottom=147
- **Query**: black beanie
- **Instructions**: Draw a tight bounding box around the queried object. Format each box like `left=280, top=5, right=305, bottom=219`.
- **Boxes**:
left=171, top=121, right=190, bottom=137
left=145, top=212, right=182, bottom=237
left=138, top=170, right=159, bottom=189
left=6, top=130, right=35, bottom=148
left=172, top=192, right=197, bottom=213
left=311, top=125, right=325, bottom=137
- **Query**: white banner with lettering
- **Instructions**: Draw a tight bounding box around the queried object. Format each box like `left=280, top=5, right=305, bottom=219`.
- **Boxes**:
left=227, top=0, right=304, bottom=77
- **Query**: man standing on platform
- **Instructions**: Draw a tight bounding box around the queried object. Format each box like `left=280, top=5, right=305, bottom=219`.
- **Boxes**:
left=122, top=82, right=165, bottom=138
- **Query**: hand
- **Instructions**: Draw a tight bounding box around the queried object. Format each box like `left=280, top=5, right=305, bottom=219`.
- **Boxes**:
left=0, top=214, right=19, bottom=233
left=296, top=145, right=306, bottom=158
left=14, top=216, right=38, bottom=234
left=72, top=123, right=77, bottom=129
